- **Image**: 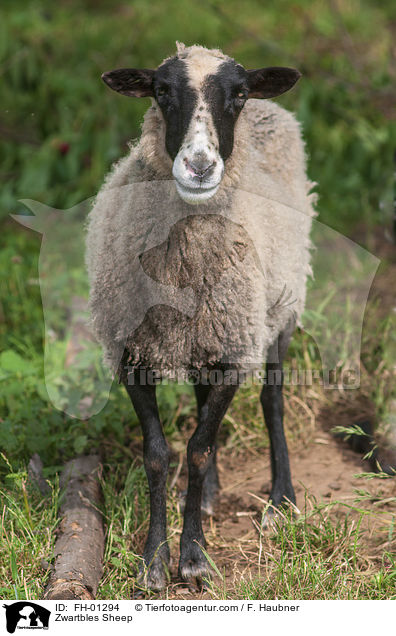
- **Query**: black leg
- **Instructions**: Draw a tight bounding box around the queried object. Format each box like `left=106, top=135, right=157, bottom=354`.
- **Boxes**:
left=194, top=384, right=220, bottom=515
left=122, top=369, right=170, bottom=590
left=260, top=321, right=296, bottom=510
left=179, top=379, right=238, bottom=581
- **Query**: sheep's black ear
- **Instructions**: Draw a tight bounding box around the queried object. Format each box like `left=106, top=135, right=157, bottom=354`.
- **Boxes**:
left=247, top=67, right=301, bottom=99
left=101, top=68, right=155, bottom=97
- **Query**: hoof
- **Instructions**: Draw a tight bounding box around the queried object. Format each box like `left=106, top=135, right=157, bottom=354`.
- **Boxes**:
left=261, top=507, right=285, bottom=529
left=137, top=560, right=168, bottom=591
left=178, top=541, right=211, bottom=584
left=137, top=547, right=170, bottom=591
left=261, top=498, right=299, bottom=529
left=201, top=499, right=215, bottom=517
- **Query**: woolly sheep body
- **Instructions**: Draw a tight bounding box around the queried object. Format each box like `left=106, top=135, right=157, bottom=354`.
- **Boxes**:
left=86, top=54, right=316, bottom=380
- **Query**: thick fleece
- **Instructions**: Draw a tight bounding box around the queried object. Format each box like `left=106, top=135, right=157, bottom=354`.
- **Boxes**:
left=86, top=45, right=316, bottom=379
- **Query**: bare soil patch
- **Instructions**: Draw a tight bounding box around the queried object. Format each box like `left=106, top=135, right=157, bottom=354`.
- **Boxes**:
left=154, top=419, right=395, bottom=600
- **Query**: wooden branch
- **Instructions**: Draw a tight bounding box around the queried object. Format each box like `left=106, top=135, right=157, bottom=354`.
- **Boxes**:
left=44, top=455, right=105, bottom=600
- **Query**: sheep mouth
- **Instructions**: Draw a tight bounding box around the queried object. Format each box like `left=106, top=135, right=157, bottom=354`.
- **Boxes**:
left=174, top=180, right=220, bottom=204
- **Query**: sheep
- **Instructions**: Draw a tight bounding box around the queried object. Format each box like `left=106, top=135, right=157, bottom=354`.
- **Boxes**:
left=86, top=42, right=316, bottom=589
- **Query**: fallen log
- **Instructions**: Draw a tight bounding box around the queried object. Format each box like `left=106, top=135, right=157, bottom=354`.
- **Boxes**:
left=44, top=455, right=105, bottom=600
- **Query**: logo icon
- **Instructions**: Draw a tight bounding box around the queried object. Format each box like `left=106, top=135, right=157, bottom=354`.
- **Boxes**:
left=3, top=602, right=51, bottom=634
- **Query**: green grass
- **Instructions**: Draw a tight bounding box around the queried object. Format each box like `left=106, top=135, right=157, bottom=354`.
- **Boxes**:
left=1, top=456, right=395, bottom=599
left=207, top=500, right=396, bottom=600
left=0, top=457, right=59, bottom=599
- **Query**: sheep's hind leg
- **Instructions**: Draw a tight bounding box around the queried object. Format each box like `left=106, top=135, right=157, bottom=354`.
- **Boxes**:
left=200, top=448, right=220, bottom=516
left=194, top=384, right=220, bottom=515
left=122, top=369, right=170, bottom=590
left=260, top=321, right=296, bottom=525
left=179, top=380, right=238, bottom=584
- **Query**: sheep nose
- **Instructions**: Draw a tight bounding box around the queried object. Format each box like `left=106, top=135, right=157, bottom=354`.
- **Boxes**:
left=184, top=156, right=216, bottom=179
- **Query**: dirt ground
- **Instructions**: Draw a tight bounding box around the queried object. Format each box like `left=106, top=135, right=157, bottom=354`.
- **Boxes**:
left=159, top=425, right=395, bottom=599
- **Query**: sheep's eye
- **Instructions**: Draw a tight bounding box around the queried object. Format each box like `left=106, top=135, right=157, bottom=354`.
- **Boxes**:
left=157, top=86, right=168, bottom=96
left=236, top=91, right=247, bottom=100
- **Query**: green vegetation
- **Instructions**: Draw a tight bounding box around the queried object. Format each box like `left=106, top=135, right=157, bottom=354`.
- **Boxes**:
left=208, top=497, right=396, bottom=600
left=1, top=0, right=395, bottom=600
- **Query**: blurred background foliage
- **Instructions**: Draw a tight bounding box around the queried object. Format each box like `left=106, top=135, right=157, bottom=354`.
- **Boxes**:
left=2, top=0, right=396, bottom=229
left=1, top=0, right=396, bottom=469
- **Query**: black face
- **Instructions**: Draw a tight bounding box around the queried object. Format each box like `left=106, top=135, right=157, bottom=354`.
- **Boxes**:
left=153, top=58, right=250, bottom=162
left=102, top=54, right=301, bottom=164
left=203, top=61, right=249, bottom=161
left=153, top=57, right=198, bottom=160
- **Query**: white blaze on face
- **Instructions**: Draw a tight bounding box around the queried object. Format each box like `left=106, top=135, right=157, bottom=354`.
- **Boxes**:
left=172, top=52, right=225, bottom=204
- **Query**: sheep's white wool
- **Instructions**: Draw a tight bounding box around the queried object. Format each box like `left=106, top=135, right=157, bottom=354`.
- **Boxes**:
left=184, top=47, right=224, bottom=88
left=172, top=88, right=223, bottom=204
left=171, top=46, right=227, bottom=204
left=86, top=45, right=316, bottom=379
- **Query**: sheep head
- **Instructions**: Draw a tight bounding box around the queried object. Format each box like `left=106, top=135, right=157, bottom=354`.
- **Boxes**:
left=101, top=45, right=301, bottom=205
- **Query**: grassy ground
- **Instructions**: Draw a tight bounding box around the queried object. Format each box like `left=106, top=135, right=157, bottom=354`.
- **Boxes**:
left=1, top=383, right=396, bottom=600
left=1, top=0, right=396, bottom=600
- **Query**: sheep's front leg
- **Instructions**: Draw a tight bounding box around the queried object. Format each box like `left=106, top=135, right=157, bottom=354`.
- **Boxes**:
left=260, top=321, right=296, bottom=517
left=122, top=371, right=170, bottom=590
left=179, top=381, right=238, bottom=582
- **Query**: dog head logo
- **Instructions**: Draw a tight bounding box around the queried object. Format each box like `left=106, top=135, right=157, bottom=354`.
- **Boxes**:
left=3, top=602, right=50, bottom=633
